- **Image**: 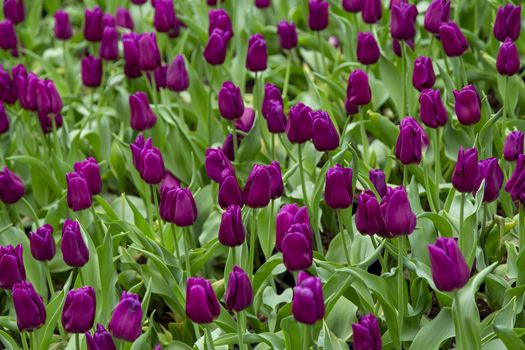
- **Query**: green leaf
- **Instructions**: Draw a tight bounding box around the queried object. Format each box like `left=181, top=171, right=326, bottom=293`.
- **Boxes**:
left=409, top=308, right=454, bottom=350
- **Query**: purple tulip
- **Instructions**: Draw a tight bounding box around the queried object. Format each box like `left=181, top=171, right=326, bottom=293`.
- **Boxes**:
left=342, top=0, right=361, bottom=13
left=129, top=92, right=157, bottom=131
left=218, top=170, right=244, bottom=208
left=505, top=154, right=525, bottom=204
left=61, top=219, right=89, bottom=268
left=209, top=9, right=233, bottom=37
left=243, top=164, right=272, bottom=208
left=108, top=291, right=143, bottom=341
left=352, top=314, right=382, bottom=350
left=312, top=110, right=340, bottom=151
left=0, top=65, right=18, bottom=104
left=356, top=190, right=385, bottom=235
left=0, top=19, right=17, bottom=51
left=504, top=131, right=524, bottom=161
left=116, top=7, right=134, bottom=30
left=346, top=69, right=371, bottom=106
left=81, top=55, right=102, bottom=88
left=219, top=205, right=245, bottom=247
left=136, top=137, right=166, bottom=184
left=428, top=237, right=469, bottom=291
left=308, top=0, right=329, bottom=31
left=390, top=2, right=418, bottom=41
left=496, top=39, right=520, bottom=76
left=12, top=281, right=46, bottom=331
left=86, top=324, right=116, bottom=350
left=3, top=0, right=24, bottom=24
left=277, top=21, right=298, bottom=50
left=392, top=38, right=414, bottom=57
left=205, top=147, right=234, bottom=183
left=276, top=204, right=309, bottom=252
left=29, top=224, right=56, bottom=262
left=267, top=161, right=284, bottom=200
left=123, top=33, right=140, bottom=78
left=138, top=33, right=161, bottom=71
left=62, top=286, right=96, bottom=333
left=292, top=272, right=324, bottom=324
left=369, top=169, right=387, bottom=198
left=265, top=100, right=287, bottom=133
left=102, top=12, right=115, bottom=28
left=380, top=186, right=416, bottom=236
left=477, top=158, right=503, bottom=203
left=452, top=147, right=482, bottom=193
left=160, top=172, right=180, bottom=192
left=0, top=102, right=8, bottom=134
left=246, top=33, right=267, bottom=72
left=494, top=4, right=521, bottom=42
left=282, top=223, right=313, bottom=271
left=218, top=81, right=245, bottom=120
left=439, top=21, right=468, bottom=57
left=357, top=32, right=380, bottom=65
left=0, top=166, right=24, bottom=204
left=66, top=172, right=92, bottom=211
left=74, top=158, right=102, bottom=195
left=132, top=0, right=147, bottom=5
left=154, top=0, right=176, bottom=33
left=412, top=56, right=435, bottom=91
left=100, top=26, right=119, bottom=61
left=286, top=102, right=313, bottom=144
left=362, top=0, right=382, bottom=24
left=324, top=164, right=353, bottom=209
left=0, top=244, right=25, bottom=289
left=160, top=186, right=198, bottom=226
left=167, top=54, right=189, bottom=92
left=36, top=79, right=62, bottom=114
left=225, top=266, right=253, bottom=311
left=262, top=83, right=283, bottom=117
left=424, top=0, right=450, bottom=34
left=395, top=116, right=429, bottom=165
left=236, top=107, right=255, bottom=133
left=54, top=10, right=72, bottom=40
left=255, top=0, right=270, bottom=8
left=204, top=29, right=229, bottom=65
left=453, top=85, right=481, bottom=126
left=419, top=89, right=447, bottom=128
left=84, top=7, right=104, bottom=42
left=37, top=112, right=63, bottom=134
left=186, top=277, right=221, bottom=324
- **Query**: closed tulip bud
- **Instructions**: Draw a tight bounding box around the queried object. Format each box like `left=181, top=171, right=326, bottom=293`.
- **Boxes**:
left=100, top=26, right=119, bottom=61
left=0, top=65, right=17, bottom=104
left=255, top=0, right=270, bottom=8
left=267, top=161, right=284, bottom=199
left=352, top=314, right=382, bottom=350
left=428, top=237, right=469, bottom=291
left=347, top=69, right=371, bottom=106
left=204, top=29, right=229, bottom=65
left=108, top=291, right=142, bottom=341
left=262, top=83, right=283, bottom=117
left=0, top=102, right=8, bottom=133
left=137, top=138, right=165, bottom=184
left=218, top=170, right=244, bottom=208
left=37, top=112, right=63, bottom=134
left=324, top=164, right=353, bottom=209
left=166, top=54, right=189, bottom=92
left=36, top=79, right=62, bottom=114
left=61, top=219, right=89, bottom=267
left=160, top=187, right=198, bottom=226
left=160, top=172, right=180, bottom=192
left=439, top=21, right=468, bottom=57
left=424, top=0, right=450, bottom=34
left=0, top=244, right=25, bottom=289
left=362, top=0, right=382, bottom=24
left=4, top=0, right=24, bottom=24
left=74, top=158, right=102, bottom=195
left=282, top=223, right=313, bottom=271
left=369, top=169, right=387, bottom=198
left=116, top=8, right=134, bottom=30
left=276, top=204, right=309, bottom=251
left=380, top=186, right=416, bottom=236
left=496, top=39, right=520, bottom=76
left=225, top=266, right=253, bottom=311
left=311, top=110, right=340, bottom=152
left=244, top=164, right=272, bottom=208
left=129, top=92, right=157, bottom=131
left=86, top=324, right=116, bottom=350
left=390, top=3, right=418, bottom=41
left=81, top=55, right=102, bottom=88
left=209, top=9, right=233, bottom=37
left=84, top=7, right=104, bottom=42
left=246, top=33, right=267, bottom=72
left=357, top=32, right=380, bottom=65
left=205, top=148, right=234, bottom=183
left=356, top=190, right=385, bottom=235
left=342, top=0, right=361, bottom=13
left=392, top=38, right=414, bottom=57
left=62, top=286, right=96, bottom=333
left=236, top=107, right=255, bottom=133
left=139, top=33, right=161, bottom=71
left=308, top=0, right=329, bottom=31
left=494, top=4, right=521, bottom=42
left=412, top=56, right=435, bottom=91
left=477, top=158, right=503, bottom=203
left=66, top=172, right=92, bottom=211
left=219, top=205, right=245, bottom=246
left=218, top=81, right=244, bottom=120
left=152, top=65, right=167, bottom=90
left=504, top=131, right=524, bottom=161
left=277, top=21, right=298, bottom=50
left=29, top=224, right=55, bottom=262
left=345, top=99, right=358, bottom=115
left=154, top=0, right=176, bottom=32
left=132, top=0, right=147, bottom=4
left=0, top=19, right=17, bottom=50
left=286, top=102, right=313, bottom=143
left=292, top=272, right=324, bottom=324
left=265, top=100, right=287, bottom=133
left=505, top=154, right=525, bottom=203
left=102, top=12, right=115, bottom=28
left=54, top=10, right=72, bottom=40
left=419, top=89, right=447, bottom=128
left=186, top=277, right=221, bottom=324
left=395, top=117, right=429, bottom=165
left=453, top=85, right=481, bottom=125
left=452, top=147, right=481, bottom=193
left=13, top=282, right=46, bottom=332
left=0, top=167, right=24, bottom=204
left=123, top=32, right=140, bottom=66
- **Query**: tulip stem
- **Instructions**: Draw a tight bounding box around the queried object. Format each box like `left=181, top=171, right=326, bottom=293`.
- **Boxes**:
left=317, top=32, right=327, bottom=75
left=21, top=332, right=29, bottom=350
left=401, top=42, right=407, bottom=117
left=208, top=67, right=216, bottom=146
left=232, top=121, right=239, bottom=163
left=77, top=268, right=85, bottom=286
left=249, top=209, right=257, bottom=279
left=501, top=77, right=508, bottom=135
left=75, top=333, right=80, bottom=350
left=44, top=261, right=55, bottom=297
left=458, top=56, right=468, bottom=87
left=183, top=227, right=192, bottom=279
left=151, top=185, right=164, bottom=246
left=433, top=129, right=441, bottom=189
left=519, top=203, right=524, bottom=257
left=397, top=236, right=405, bottom=349
left=271, top=133, right=276, bottom=161
left=302, top=324, right=310, bottom=350
left=337, top=210, right=351, bottom=266
left=359, top=108, right=369, bottom=166
left=90, top=205, right=103, bottom=244
left=459, top=193, right=465, bottom=250
left=237, top=310, right=245, bottom=350
left=172, top=224, right=181, bottom=262
left=282, top=51, right=292, bottom=99
left=204, top=326, right=215, bottom=350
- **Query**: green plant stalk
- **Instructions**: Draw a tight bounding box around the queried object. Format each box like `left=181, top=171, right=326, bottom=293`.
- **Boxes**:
left=208, top=67, right=216, bottom=146
left=172, top=224, right=181, bottom=262
left=501, top=77, right=508, bottom=136
left=184, top=227, right=192, bottom=279
left=282, top=52, right=292, bottom=98
left=266, top=199, right=275, bottom=260
left=90, top=205, right=103, bottom=244
left=205, top=325, right=215, bottom=350
left=75, top=333, right=80, bottom=350
left=401, top=42, right=407, bottom=118
left=145, top=185, right=153, bottom=230
left=359, top=108, right=369, bottom=166
left=151, top=185, right=164, bottom=246
left=20, top=197, right=39, bottom=228
left=303, top=324, right=310, bottom=350
left=459, top=193, right=465, bottom=252
left=271, top=133, right=276, bottom=161
left=433, top=129, right=441, bottom=188
left=249, top=208, right=257, bottom=279
left=237, top=310, right=245, bottom=350
left=21, top=332, right=29, bottom=350
left=459, top=56, right=468, bottom=87
left=232, top=121, right=239, bottom=164
left=317, top=32, right=327, bottom=75
left=520, top=203, right=524, bottom=259
left=44, top=261, right=55, bottom=297
left=397, top=236, right=405, bottom=349
left=337, top=209, right=351, bottom=266
left=452, top=291, right=463, bottom=349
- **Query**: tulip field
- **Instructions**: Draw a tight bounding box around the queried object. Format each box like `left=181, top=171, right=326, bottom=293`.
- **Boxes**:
left=1, top=0, right=525, bottom=349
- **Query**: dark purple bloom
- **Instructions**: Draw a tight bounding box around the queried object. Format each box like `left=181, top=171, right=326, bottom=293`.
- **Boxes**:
left=167, top=54, right=189, bottom=92
left=477, top=158, right=503, bottom=203
left=3, top=0, right=24, bottom=24
left=61, top=219, right=89, bottom=268
left=0, top=19, right=17, bottom=50
left=12, top=282, right=46, bottom=331
left=186, top=277, right=221, bottom=324
left=225, top=266, right=253, bottom=311
left=419, top=89, right=447, bottom=128
left=439, top=21, right=468, bottom=57
left=262, top=83, right=282, bottom=117
left=218, top=170, right=244, bottom=208
left=346, top=69, right=371, bottom=106
left=452, top=147, right=481, bottom=193
left=308, top=0, right=329, bottom=31
left=0, top=102, right=8, bottom=134
left=218, top=81, right=244, bottom=120
left=390, top=2, right=418, bottom=41
left=496, top=39, right=520, bottom=76
left=428, top=237, right=469, bottom=291
left=356, top=190, right=385, bottom=235
left=453, top=85, right=481, bottom=125
left=84, top=7, right=104, bottom=42
left=134, top=137, right=165, bottom=184
left=282, top=223, right=313, bottom=271
left=160, top=187, right=198, bottom=226
left=219, top=205, right=245, bottom=247
left=154, top=0, right=176, bottom=32
left=66, top=172, right=92, bottom=211
left=494, top=4, right=521, bottom=42
left=0, top=65, right=18, bottom=104
left=342, top=0, right=361, bottom=13
left=0, top=166, right=24, bottom=204
left=362, top=0, right=382, bottom=24
left=54, top=10, right=73, bottom=40
left=395, top=116, right=429, bottom=165
left=380, top=186, right=416, bottom=236
left=203, top=29, right=229, bottom=65
left=236, top=107, right=255, bottom=132
left=62, top=286, right=96, bottom=333
left=265, top=100, right=287, bottom=133
left=208, top=9, right=233, bottom=37
left=286, top=102, right=313, bottom=144
left=267, top=161, right=284, bottom=200
left=100, top=26, right=119, bottom=61
left=116, top=7, right=134, bottom=30
left=504, top=131, right=524, bottom=161
left=0, top=244, right=25, bottom=289
left=369, top=169, right=387, bottom=198
left=276, top=204, right=309, bottom=252
left=86, top=324, right=116, bottom=350
left=255, top=0, right=270, bottom=8
left=123, top=33, right=140, bottom=77
left=357, top=32, right=380, bottom=65
left=412, top=56, right=435, bottom=91
left=36, top=79, right=62, bottom=114
left=205, top=147, right=234, bottom=183
left=74, top=157, right=102, bottom=195
left=108, top=291, right=143, bottom=341
left=129, top=92, right=157, bottom=131
left=292, top=272, right=324, bottom=324
left=277, top=21, right=298, bottom=49
left=243, top=164, right=272, bottom=208
left=29, top=224, right=56, bottom=262
left=82, top=55, right=102, bottom=88
left=324, top=164, right=353, bottom=209
left=311, top=110, right=340, bottom=152
left=138, top=33, right=161, bottom=71
left=424, top=0, right=450, bottom=34
left=352, top=314, right=382, bottom=350
left=37, top=112, right=63, bottom=134
left=246, top=33, right=267, bottom=72
left=505, top=154, right=525, bottom=204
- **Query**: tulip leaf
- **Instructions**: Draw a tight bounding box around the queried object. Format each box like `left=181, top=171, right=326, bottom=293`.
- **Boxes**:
left=409, top=308, right=455, bottom=350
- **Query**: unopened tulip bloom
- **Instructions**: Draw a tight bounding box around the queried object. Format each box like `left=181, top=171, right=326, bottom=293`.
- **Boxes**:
left=219, top=205, right=245, bottom=247
left=135, top=138, right=165, bottom=184
left=186, top=277, right=221, bottom=324
left=362, top=0, right=382, bottom=24
left=453, top=85, right=481, bottom=125
left=37, top=112, right=63, bottom=135
left=347, top=69, right=371, bottom=106
left=390, top=2, right=418, bottom=41
left=308, top=0, right=329, bottom=31
left=129, top=92, right=157, bottom=131
left=357, top=32, right=380, bottom=65
left=419, top=89, right=448, bottom=128
left=395, top=117, right=429, bottom=165
left=218, top=81, right=244, bottom=120
left=66, top=172, right=92, bottom=211
left=36, top=80, right=62, bottom=114
left=61, top=219, right=89, bottom=267
left=352, top=314, right=382, bottom=350
left=496, top=39, right=520, bottom=76
left=100, top=26, right=119, bottom=61
left=160, top=187, right=198, bottom=226
left=82, top=55, right=102, bottom=88
left=292, top=272, right=324, bottom=324
left=439, top=21, right=468, bottom=57
left=153, top=65, right=167, bottom=90
left=225, top=266, right=253, bottom=311
left=477, top=158, right=503, bottom=203
left=324, top=164, right=353, bottom=209
left=412, top=56, right=435, bottom=91
left=154, top=0, right=176, bottom=33
left=132, top=0, right=147, bottom=5
left=167, top=54, right=189, bottom=92
left=0, top=65, right=17, bottom=104
left=244, top=164, right=272, bottom=208
left=504, top=131, right=524, bottom=161
left=4, top=0, right=24, bottom=24
left=262, top=83, right=282, bottom=117
left=265, top=100, right=287, bottom=133
left=86, top=324, right=116, bottom=350
left=452, top=147, right=481, bottom=193
left=29, top=224, right=55, bottom=262
left=209, top=9, right=233, bottom=37
left=428, top=237, right=469, bottom=291
left=246, top=33, right=267, bottom=72
left=494, top=4, right=521, bottom=42
left=116, top=8, right=134, bottom=30
left=62, top=286, right=96, bottom=333
left=0, top=19, right=17, bottom=50
left=204, top=29, right=229, bottom=65
left=108, top=291, right=143, bottom=341
left=277, top=21, right=298, bottom=50
left=0, top=244, right=25, bottom=289
left=0, top=166, right=24, bottom=204
left=311, top=110, right=339, bottom=152
left=342, top=0, right=361, bottom=13
left=0, top=102, right=8, bottom=133
left=54, top=10, right=72, bottom=40
left=424, top=0, right=450, bottom=34
left=380, top=186, right=416, bottom=236
left=369, top=169, right=387, bottom=198
left=74, top=157, right=102, bottom=195
left=392, top=38, right=414, bottom=57
left=282, top=223, right=313, bottom=271
left=160, top=172, right=180, bottom=192
left=103, top=13, right=115, bottom=28
left=267, top=161, right=284, bottom=199
left=138, top=33, right=161, bottom=71
left=236, top=107, right=255, bottom=133
left=12, top=282, right=46, bottom=331
left=123, top=33, right=140, bottom=78
left=205, top=148, right=234, bottom=183
left=286, top=102, right=313, bottom=143
left=84, top=7, right=104, bottom=42
left=218, top=170, right=244, bottom=208
left=505, top=154, right=525, bottom=203
left=276, top=204, right=309, bottom=251
left=356, top=190, right=385, bottom=235
left=255, top=0, right=270, bottom=8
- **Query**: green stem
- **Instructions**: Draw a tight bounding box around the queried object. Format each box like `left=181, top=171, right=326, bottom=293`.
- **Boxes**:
left=193, top=323, right=201, bottom=343
left=271, top=133, right=276, bottom=161
left=151, top=185, right=164, bottom=247
left=78, top=267, right=85, bottom=286
left=75, top=333, right=80, bottom=350
left=403, top=166, right=409, bottom=189
left=208, top=67, right=216, bottom=146
left=183, top=227, right=192, bottom=279
left=433, top=129, right=441, bottom=187
left=44, top=261, right=55, bottom=297
left=302, top=324, right=310, bottom=350
left=21, top=332, right=29, bottom=350
left=90, top=205, right=103, bottom=244
left=205, top=326, right=215, bottom=350
left=249, top=209, right=257, bottom=279
left=519, top=203, right=524, bottom=255
left=502, top=77, right=508, bottom=136
left=145, top=185, right=153, bottom=230
left=317, top=32, right=327, bottom=75
left=282, top=52, right=292, bottom=99
left=458, top=56, right=467, bottom=87
left=20, top=198, right=39, bottom=228
left=232, top=121, right=239, bottom=164
left=231, top=246, right=236, bottom=267
left=452, top=291, right=463, bottom=349
left=401, top=42, right=407, bottom=117
left=237, top=310, right=245, bottom=350
left=172, top=224, right=181, bottom=262
left=359, top=108, right=369, bottom=166
left=459, top=193, right=465, bottom=251
left=371, top=237, right=387, bottom=273
left=337, top=210, right=351, bottom=266
left=397, top=236, right=405, bottom=349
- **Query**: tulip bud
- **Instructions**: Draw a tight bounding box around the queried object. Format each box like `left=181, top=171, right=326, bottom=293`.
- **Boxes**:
left=135, top=138, right=165, bottom=184
left=12, top=281, right=46, bottom=331
left=390, top=2, right=418, bottom=41
left=160, top=172, right=180, bottom=192
left=4, top=0, right=24, bottom=24
left=412, top=56, right=435, bottom=91
left=346, top=69, right=371, bottom=106
left=453, top=85, right=481, bottom=125
left=62, top=286, right=96, bottom=333
left=204, top=29, right=229, bottom=65
left=395, top=116, right=429, bottom=165
left=0, top=102, right=8, bottom=134
left=154, top=0, right=176, bottom=33
left=100, top=26, right=119, bottom=61
left=292, top=272, right=324, bottom=324
left=123, top=33, right=140, bottom=75
left=277, top=21, right=298, bottom=50
left=54, top=10, right=73, bottom=40
left=236, top=107, right=255, bottom=132
left=209, top=9, right=233, bottom=37
left=81, top=55, right=102, bottom=88
left=129, top=92, right=157, bottom=131
left=0, top=244, right=25, bottom=289
left=496, top=39, right=520, bottom=76
left=132, top=0, right=147, bottom=4
left=392, top=38, right=414, bottom=57
left=505, top=154, right=525, bottom=204
left=308, top=0, right=329, bottom=31
left=186, top=277, right=221, bottom=324
left=0, top=65, right=17, bottom=104
left=345, top=99, right=358, bottom=115
left=356, top=190, right=385, bottom=235
left=268, top=161, right=284, bottom=199
left=29, top=224, right=56, bottom=262
left=225, top=266, right=253, bottom=311
left=219, top=205, right=245, bottom=247
left=37, top=112, right=63, bottom=135
left=324, top=164, right=353, bottom=209
left=311, top=110, right=340, bottom=152
left=84, top=7, right=104, bottom=42
left=504, top=131, right=524, bottom=161
left=255, top=0, right=270, bottom=8
left=223, top=135, right=238, bottom=161
left=36, top=79, right=62, bottom=115
left=244, top=164, right=272, bottom=208
left=61, top=219, right=89, bottom=267
left=419, top=89, right=447, bottom=128
left=286, top=102, right=313, bottom=144
left=423, top=0, right=450, bottom=34
left=246, top=33, right=267, bottom=72
left=439, top=21, right=468, bottom=57
left=86, top=324, right=116, bottom=350
left=357, top=32, right=380, bottom=65
left=262, top=83, right=282, bottom=117
left=494, top=4, right=521, bottom=42
left=0, top=19, right=17, bottom=51
left=218, top=170, right=244, bottom=208
left=477, top=158, right=503, bottom=203
left=342, top=0, right=361, bottom=13
left=66, top=172, right=92, bottom=211
left=0, top=166, right=24, bottom=204
left=108, top=291, right=143, bottom=341
left=452, top=147, right=481, bottom=193
left=352, top=314, right=382, bottom=350
left=205, top=148, right=234, bottom=183
left=428, top=237, right=469, bottom=291
left=276, top=204, right=309, bottom=251
left=362, top=0, right=382, bottom=24
left=74, top=157, right=102, bottom=195
left=265, top=100, right=287, bottom=133
left=218, top=81, right=244, bottom=120
left=160, top=186, right=198, bottom=226
left=282, top=223, right=313, bottom=271
left=138, top=33, right=161, bottom=71
left=380, top=186, right=416, bottom=236
left=166, top=54, right=189, bottom=92
left=116, top=8, right=134, bottom=30
left=369, top=169, right=387, bottom=198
